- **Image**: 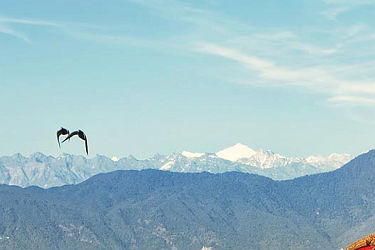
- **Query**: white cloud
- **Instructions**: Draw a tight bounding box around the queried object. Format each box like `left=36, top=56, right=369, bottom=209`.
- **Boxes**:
left=128, top=0, right=207, bottom=18
left=0, top=17, right=57, bottom=26
left=327, top=96, right=375, bottom=106
left=196, top=43, right=333, bottom=89
left=322, top=0, right=375, bottom=20
left=323, top=0, right=375, bottom=4
left=195, top=42, right=375, bottom=106
left=0, top=16, right=58, bottom=42
left=0, top=24, right=29, bottom=42
left=340, top=83, right=375, bottom=95
left=125, top=0, right=375, bottom=108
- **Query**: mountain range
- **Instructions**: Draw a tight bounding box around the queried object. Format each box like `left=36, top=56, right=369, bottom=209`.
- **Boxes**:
left=0, top=143, right=352, bottom=188
left=0, top=149, right=373, bottom=249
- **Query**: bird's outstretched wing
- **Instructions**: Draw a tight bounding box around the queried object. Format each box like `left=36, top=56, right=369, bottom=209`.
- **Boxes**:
left=57, top=132, right=61, bottom=148
left=62, top=130, right=78, bottom=143
left=84, top=137, right=89, bottom=155
left=57, top=127, right=68, bottom=148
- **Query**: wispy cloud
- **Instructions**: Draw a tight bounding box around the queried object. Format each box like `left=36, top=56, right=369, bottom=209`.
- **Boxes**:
left=323, top=0, right=375, bottom=5
left=2, top=1, right=375, bottom=110
left=322, top=0, right=375, bottom=20
left=196, top=43, right=334, bottom=89
left=195, top=42, right=375, bottom=106
left=0, top=13, right=174, bottom=50
left=124, top=0, right=375, bottom=108
left=66, top=30, right=166, bottom=49
left=128, top=0, right=209, bottom=22
left=322, top=6, right=350, bottom=20
left=127, top=0, right=247, bottom=36
left=328, top=96, right=375, bottom=106
left=0, top=16, right=58, bottom=42
left=0, top=24, right=30, bottom=42
left=0, top=17, right=57, bottom=26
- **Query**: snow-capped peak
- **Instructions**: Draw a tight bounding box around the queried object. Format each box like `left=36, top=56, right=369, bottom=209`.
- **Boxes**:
left=111, top=156, right=119, bottom=162
left=327, top=153, right=352, bottom=161
left=216, top=143, right=256, bottom=161
left=306, top=153, right=352, bottom=169
left=181, top=151, right=204, bottom=158
left=237, top=149, right=293, bottom=169
left=159, top=161, right=174, bottom=170
left=306, top=153, right=351, bottom=163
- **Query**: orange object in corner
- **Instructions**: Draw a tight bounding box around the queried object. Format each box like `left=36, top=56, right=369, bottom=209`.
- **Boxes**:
left=347, top=233, right=375, bottom=250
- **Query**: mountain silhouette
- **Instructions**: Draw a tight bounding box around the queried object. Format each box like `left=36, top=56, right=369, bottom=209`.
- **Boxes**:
left=0, top=151, right=374, bottom=249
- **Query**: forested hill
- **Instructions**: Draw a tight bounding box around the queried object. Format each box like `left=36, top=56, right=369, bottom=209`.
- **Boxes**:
left=0, top=150, right=374, bottom=249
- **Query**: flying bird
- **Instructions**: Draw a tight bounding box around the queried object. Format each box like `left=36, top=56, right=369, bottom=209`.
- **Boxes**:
left=56, top=127, right=70, bottom=148
left=62, top=130, right=88, bottom=155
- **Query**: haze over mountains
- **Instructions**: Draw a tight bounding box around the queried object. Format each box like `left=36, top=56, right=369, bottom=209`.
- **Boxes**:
left=0, top=143, right=352, bottom=188
left=0, top=149, right=373, bottom=249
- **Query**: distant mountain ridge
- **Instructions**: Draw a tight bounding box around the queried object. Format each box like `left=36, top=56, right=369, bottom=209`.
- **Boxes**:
left=215, top=143, right=351, bottom=169
left=0, top=150, right=374, bottom=249
left=0, top=144, right=352, bottom=187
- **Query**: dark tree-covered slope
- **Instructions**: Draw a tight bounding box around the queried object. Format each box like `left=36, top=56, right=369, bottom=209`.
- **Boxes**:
left=0, top=150, right=375, bottom=249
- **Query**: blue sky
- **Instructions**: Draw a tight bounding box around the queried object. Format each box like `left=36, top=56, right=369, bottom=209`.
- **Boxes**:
left=1, top=0, right=375, bottom=158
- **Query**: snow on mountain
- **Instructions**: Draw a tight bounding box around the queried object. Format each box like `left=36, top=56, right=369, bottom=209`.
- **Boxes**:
left=216, top=143, right=256, bottom=161
left=306, top=153, right=353, bottom=170
left=0, top=145, right=353, bottom=188
left=111, top=156, right=119, bottom=162
left=155, top=153, right=234, bottom=173
left=181, top=151, right=204, bottom=158
left=0, top=153, right=121, bottom=188
left=237, top=150, right=296, bottom=169
left=216, top=143, right=352, bottom=170
left=159, top=161, right=174, bottom=170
